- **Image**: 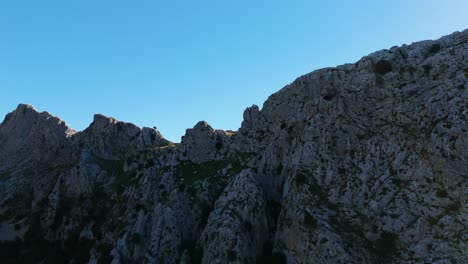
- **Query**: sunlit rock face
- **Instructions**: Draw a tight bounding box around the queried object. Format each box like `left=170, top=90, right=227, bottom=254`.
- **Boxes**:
left=1, top=29, right=467, bottom=264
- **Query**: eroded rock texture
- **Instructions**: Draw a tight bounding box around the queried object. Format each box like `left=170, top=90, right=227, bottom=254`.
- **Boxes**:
left=1, top=29, right=467, bottom=264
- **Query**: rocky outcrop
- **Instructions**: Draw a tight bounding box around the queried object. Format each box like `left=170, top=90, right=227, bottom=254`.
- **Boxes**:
left=236, top=29, right=468, bottom=263
left=1, top=29, right=467, bottom=264
left=0, top=104, right=75, bottom=172
left=199, top=170, right=269, bottom=263
left=179, top=121, right=232, bottom=163
left=81, top=114, right=169, bottom=160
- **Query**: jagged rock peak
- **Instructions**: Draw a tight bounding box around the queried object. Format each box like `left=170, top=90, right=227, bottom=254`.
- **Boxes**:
left=16, top=103, right=38, bottom=113
left=181, top=121, right=216, bottom=141
left=0, top=103, right=76, bottom=137
left=193, top=120, right=214, bottom=131
left=241, top=105, right=261, bottom=131
left=180, top=121, right=231, bottom=163
left=1, top=29, right=467, bottom=264
left=88, top=113, right=166, bottom=139
left=189, top=120, right=233, bottom=138
left=0, top=104, right=77, bottom=171
left=242, top=104, right=259, bottom=124
left=89, top=114, right=168, bottom=143
left=93, top=113, right=119, bottom=124
left=89, top=113, right=138, bottom=131
left=80, top=113, right=171, bottom=159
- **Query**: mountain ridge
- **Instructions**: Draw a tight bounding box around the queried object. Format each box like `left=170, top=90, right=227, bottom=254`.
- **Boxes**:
left=1, top=29, right=467, bottom=263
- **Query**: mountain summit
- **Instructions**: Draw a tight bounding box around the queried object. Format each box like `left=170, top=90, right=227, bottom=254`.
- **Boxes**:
left=1, top=29, right=467, bottom=263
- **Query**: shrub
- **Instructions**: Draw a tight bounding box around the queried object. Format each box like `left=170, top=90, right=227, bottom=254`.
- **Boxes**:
left=423, top=65, right=432, bottom=74
left=215, top=140, right=223, bottom=150
left=227, top=249, right=237, bottom=261
left=428, top=43, right=441, bottom=54
left=131, top=233, right=141, bottom=244
left=295, top=172, right=307, bottom=186
left=374, top=232, right=398, bottom=258
left=276, top=164, right=283, bottom=175
left=303, top=212, right=317, bottom=229
left=374, top=60, right=392, bottom=75
left=436, top=189, right=448, bottom=198
left=323, top=88, right=337, bottom=101
left=446, top=201, right=461, bottom=213
left=256, top=252, right=287, bottom=264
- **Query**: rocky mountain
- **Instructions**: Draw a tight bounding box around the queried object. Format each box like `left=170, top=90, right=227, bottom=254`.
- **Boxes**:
left=1, top=29, right=467, bottom=264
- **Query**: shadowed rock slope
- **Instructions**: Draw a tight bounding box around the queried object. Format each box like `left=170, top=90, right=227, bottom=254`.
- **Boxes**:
left=1, top=29, right=467, bottom=264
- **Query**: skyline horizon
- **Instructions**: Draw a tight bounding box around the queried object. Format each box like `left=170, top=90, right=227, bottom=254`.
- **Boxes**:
left=2, top=1, right=467, bottom=142
left=3, top=25, right=466, bottom=143
left=3, top=27, right=468, bottom=141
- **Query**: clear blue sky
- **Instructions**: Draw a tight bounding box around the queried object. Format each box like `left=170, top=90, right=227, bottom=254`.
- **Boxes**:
left=1, top=1, right=467, bottom=142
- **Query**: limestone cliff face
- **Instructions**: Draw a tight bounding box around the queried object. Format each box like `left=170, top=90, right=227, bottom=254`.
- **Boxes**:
left=0, top=104, right=75, bottom=172
left=1, top=29, right=467, bottom=264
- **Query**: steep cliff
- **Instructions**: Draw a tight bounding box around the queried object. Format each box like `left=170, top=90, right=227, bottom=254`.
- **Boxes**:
left=1, top=29, right=467, bottom=264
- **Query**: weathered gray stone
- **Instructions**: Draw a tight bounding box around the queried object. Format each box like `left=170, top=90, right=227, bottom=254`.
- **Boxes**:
left=0, top=29, right=467, bottom=264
